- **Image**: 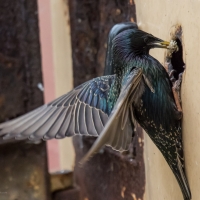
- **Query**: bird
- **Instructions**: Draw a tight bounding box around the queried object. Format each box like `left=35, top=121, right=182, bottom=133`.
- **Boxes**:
left=0, top=23, right=191, bottom=199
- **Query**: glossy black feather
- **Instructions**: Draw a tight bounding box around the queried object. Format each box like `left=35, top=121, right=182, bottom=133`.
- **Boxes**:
left=104, top=22, right=138, bottom=75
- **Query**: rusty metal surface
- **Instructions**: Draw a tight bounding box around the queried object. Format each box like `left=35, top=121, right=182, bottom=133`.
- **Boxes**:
left=0, top=141, right=50, bottom=200
left=0, top=0, right=43, bottom=122
left=50, top=171, right=73, bottom=193
left=68, top=0, right=136, bottom=86
left=0, top=1, right=50, bottom=200
left=68, top=1, right=145, bottom=199
left=53, top=188, right=80, bottom=200
left=74, top=128, right=145, bottom=200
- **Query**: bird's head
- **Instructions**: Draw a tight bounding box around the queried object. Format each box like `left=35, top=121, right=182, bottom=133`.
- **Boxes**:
left=105, top=23, right=176, bottom=75
left=112, top=28, right=173, bottom=60
left=130, top=29, right=170, bottom=55
left=104, top=22, right=138, bottom=75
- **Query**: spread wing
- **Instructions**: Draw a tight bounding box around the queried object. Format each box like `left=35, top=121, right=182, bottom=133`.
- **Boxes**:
left=0, top=75, right=116, bottom=141
left=80, top=68, right=144, bottom=164
left=0, top=68, right=144, bottom=159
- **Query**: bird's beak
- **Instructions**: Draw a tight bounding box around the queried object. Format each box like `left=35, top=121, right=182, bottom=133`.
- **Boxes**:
left=160, top=41, right=170, bottom=48
left=147, top=36, right=178, bottom=52
left=149, top=40, right=179, bottom=52
left=148, top=40, right=170, bottom=49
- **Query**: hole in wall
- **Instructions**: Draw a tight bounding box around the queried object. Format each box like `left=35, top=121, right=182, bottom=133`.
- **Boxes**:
left=164, top=26, right=185, bottom=113
left=171, top=38, right=185, bottom=80
left=165, top=26, right=185, bottom=81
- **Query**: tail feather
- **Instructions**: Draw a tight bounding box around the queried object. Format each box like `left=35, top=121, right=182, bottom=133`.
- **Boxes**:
left=175, top=156, right=191, bottom=200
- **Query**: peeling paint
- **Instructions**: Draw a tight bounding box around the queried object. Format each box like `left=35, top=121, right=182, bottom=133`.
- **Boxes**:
left=121, top=186, right=126, bottom=198
left=131, top=193, right=137, bottom=200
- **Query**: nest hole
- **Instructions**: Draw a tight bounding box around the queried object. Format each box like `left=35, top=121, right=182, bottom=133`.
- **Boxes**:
left=170, top=36, right=185, bottom=80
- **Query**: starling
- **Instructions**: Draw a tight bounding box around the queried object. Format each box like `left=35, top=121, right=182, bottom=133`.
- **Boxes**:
left=0, top=23, right=191, bottom=199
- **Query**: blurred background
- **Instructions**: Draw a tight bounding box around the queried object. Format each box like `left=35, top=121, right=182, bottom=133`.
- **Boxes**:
left=0, top=1, right=145, bottom=200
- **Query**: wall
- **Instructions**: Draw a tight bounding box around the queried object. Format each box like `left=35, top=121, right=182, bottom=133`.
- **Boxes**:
left=37, top=0, right=74, bottom=172
left=135, top=1, right=200, bottom=199
left=0, top=1, right=50, bottom=199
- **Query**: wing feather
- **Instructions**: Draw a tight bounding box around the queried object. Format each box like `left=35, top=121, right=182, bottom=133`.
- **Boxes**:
left=85, top=105, right=98, bottom=136
left=0, top=106, right=47, bottom=130
left=1, top=66, right=142, bottom=166
left=44, top=108, right=68, bottom=139
left=92, top=108, right=104, bottom=134
left=0, top=76, right=115, bottom=140
left=78, top=103, right=89, bottom=135
left=75, top=101, right=81, bottom=134
left=20, top=107, right=56, bottom=137
left=2, top=106, right=50, bottom=138
left=33, top=107, right=64, bottom=137
left=80, top=68, right=144, bottom=164
left=56, top=106, right=73, bottom=138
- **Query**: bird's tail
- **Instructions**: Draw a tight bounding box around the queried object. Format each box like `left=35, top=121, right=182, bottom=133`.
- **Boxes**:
left=171, top=156, right=191, bottom=200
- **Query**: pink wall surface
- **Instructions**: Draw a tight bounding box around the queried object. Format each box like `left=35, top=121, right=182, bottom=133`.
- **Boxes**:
left=37, top=0, right=61, bottom=172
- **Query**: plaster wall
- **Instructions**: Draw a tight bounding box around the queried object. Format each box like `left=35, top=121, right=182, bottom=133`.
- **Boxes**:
left=50, top=0, right=74, bottom=172
left=37, top=0, right=60, bottom=172
left=38, top=0, right=74, bottom=172
left=135, top=1, right=200, bottom=199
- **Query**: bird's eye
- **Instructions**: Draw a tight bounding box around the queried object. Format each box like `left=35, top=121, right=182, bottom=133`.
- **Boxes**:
left=144, top=37, right=149, bottom=43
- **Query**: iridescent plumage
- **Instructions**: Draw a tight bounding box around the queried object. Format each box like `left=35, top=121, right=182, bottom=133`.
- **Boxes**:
left=0, top=23, right=191, bottom=199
